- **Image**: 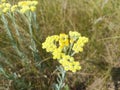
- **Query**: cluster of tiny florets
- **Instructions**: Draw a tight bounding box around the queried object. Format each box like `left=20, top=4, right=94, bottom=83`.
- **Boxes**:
left=0, top=0, right=38, bottom=14
left=0, top=0, right=11, bottom=14
left=18, top=1, right=38, bottom=13
left=42, top=31, right=88, bottom=72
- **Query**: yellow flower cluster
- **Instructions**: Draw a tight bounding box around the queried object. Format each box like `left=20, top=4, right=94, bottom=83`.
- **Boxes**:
left=18, top=1, right=38, bottom=13
left=11, top=5, right=18, bottom=12
left=72, top=36, right=88, bottom=53
left=42, top=31, right=88, bottom=73
left=0, top=0, right=38, bottom=14
left=59, top=34, right=69, bottom=48
left=0, top=0, right=11, bottom=14
left=59, top=55, right=81, bottom=72
left=42, top=35, right=59, bottom=52
left=1, top=0, right=6, bottom=3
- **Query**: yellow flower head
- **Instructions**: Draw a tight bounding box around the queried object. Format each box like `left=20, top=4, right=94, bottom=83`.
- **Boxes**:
left=59, top=55, right=81, bottom=72
left=0, top=3, right=11, bottom=13
left=69, top=61, right=81, bottom=72
left=72, top=36, right=88, bottom=53
left=69, top=31, right=81, bottom=43
left=11, top=5, right=18, bottom=12
left=0, top=5, right=2, bottom=8
left=52, top=48, right=64, bottom=60
left=42, top=31, right=88, bottom=73
left=19, top=6, right=30, bottom=13
left=5, top=3, right=11, bottom=7
left=1, top=0, right=6, bottom=3
left=30, top=6, right=36, bottom=12
left=32, top=1, right=38, bottom=5
left=18, top=1, right=29, bottom=7
left=69, top=31, right=81, bottom=38
left=18, top=1, right=38, bottom=13
left=2, top=7, right=9, bottom=13
left=59, top=33, right=69, bottom=48
left=42, top=35, right=59, bottom=52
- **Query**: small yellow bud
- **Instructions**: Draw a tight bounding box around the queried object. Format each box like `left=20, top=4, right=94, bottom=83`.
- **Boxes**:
left=32, top=1, right=38, bottom=5
left=19, top=6, right=30, bottom=13
left=30, top=6, right=36, bottom=12
left=3, top=7, right=9, bottom=13
left=18, top=1, right=28, bottom=7
left=5, top=3, right=11, bottom=8
left=0, top=5, right=3, bottom=8
left=1, top=0, right=6, bottom=3
left=11, top=5, right=18, bottom=12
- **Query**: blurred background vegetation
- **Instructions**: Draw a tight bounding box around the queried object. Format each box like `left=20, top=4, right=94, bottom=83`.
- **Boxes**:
left=0, top=0, right=120, bottom=90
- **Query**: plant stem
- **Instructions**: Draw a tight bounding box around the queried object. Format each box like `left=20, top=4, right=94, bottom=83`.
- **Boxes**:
left=9, top=13, right=21, bottom=40
left=54, top=66, right=66, bottom=90
left=27, top=12, right=40, bottom=61
left=68, top=43, right=73, bottom=55
left=1, top=14, right=23, bottom=58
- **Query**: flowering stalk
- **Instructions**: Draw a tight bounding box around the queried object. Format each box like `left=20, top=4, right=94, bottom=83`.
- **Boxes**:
left=0, top=0, right=31, bottom=63
left=42, top=31, right=88, bottom=90
left=14, top=0, right=40, bottom=61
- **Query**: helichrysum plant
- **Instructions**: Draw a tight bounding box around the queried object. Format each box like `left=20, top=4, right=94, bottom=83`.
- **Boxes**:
left=42, top=31, right=88, bottom=90
left=0, top=0, right=41, bottom=89
left=0, top=0, right=39, bottom=60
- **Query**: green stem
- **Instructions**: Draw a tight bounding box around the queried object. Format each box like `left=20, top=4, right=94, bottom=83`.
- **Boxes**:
left=68, top=43, right=73, bottom=55
left=71, top=52, right=76, bottom=56
left=54, top=66, right=66, bottom=90
left=1, top=15, right=13, bottom=40
left=33, top=12, right=39, bottom=31
left=1, top=14, right=23, bottom=57
left=27, top=12, right=39, bottom=61
left=9, top=13, right=21, bottom=39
